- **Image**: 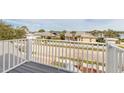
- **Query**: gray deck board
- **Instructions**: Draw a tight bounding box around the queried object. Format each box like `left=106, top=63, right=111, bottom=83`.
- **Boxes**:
left=7, top=62, right=72, bottom=73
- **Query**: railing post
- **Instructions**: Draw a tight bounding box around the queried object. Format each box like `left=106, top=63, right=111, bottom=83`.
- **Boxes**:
left=26, top=39, right=32, bottom=61
left=106, top=44, right=117, bottom=73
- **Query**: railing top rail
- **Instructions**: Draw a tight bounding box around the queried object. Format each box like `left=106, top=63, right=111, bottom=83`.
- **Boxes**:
left=33, top=39, right=106, bottom=45
left=108, top=43, right=124, bottom=52
left=0, top=38, right=27, bottom=42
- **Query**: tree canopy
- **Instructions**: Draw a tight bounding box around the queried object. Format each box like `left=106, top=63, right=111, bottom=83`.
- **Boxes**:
left=0, top=22, right=27, bottom=40
left=89, top=29, right=120, bottom=38
left=38, top=29, right=45, bottom=32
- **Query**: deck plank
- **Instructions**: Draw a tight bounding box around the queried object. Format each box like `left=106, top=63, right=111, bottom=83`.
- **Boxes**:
left=7, top=62, right=72, bottom=73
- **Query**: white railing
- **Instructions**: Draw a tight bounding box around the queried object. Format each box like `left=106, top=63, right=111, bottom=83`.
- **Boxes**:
left=30, top=39, right=106, bottom=73
left=106, top=44, right=124, bottom=73
left=1, top=39, right=124, bottom=73
left=0, top=39, right=27, bottom=72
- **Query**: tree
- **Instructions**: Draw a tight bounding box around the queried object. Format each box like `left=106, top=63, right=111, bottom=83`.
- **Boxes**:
left=15, top=28, right=26, bottom=39
left=0, top=22, right=26, bottom=40
left=59, top=30, right=67, bottom=40
left=38, top=29, right=45, bottom=32
left=70, top=31, right=76, bottom=40
left=89, top=29, right=120, bottom=38
left=60, top=33, right=65, bottom=40
left=19, top=26, right=29, bottom=33
left=62, top=30, right=67, bottom=33
left=96, top=37, right=105, bottom=43
left=0, top=22, right=15, bottom=40
left=104, top=29, right=120, bottom=38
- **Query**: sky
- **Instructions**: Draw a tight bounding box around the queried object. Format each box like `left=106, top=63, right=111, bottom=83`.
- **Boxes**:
left=2, top=19, right=124, bottom=32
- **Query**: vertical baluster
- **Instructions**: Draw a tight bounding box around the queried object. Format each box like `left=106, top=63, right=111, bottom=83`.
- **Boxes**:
left=51, top=41, right=54, bottom=66
left=25, top=40, right=27, bottom=60
left=13, top=40, right=15, bottom=67
left=65, top=42, right=68, bottom=70
left=49, top=40, right=51, bottom=65
left=20, top=40, right=23, bottom=63
left=55, top=41, right=57, bottom=67
left=122, top=52, right=124, bottom=72
left=77, top=42, right=80, bottom=73
left=58, top=41, right=60, bottom=69
left=53, top=40, right=55, bottom=66
left=75, top=42, right=77, bottom=72
left=86, top=43, right=89, bottom=73
left=61, top=41, right=64, bottom=69
left=36, top=39, right=38, bottom=62
left=118, top=50, right=122, bottom=72
left=39, top=40, right=41, bottom=63
left=116, top=49, right=119, bottom=72
left=37, top=39, right=39, bottom=62
left=73, top=42, right=75, bottom=72
left=34, top=39, right=36, bottom=62
left=38, top=39, right=41, bottom=63
left=17, top=39, right=19, bottom=65
left=2, top=40, right=5, bottom=72
left=43, top=40, right=45, bottom=64
left=32, top=39, right=34, bottom=61
left=38, top=39, right=40, bottom=63
left=67, top=42, right=71, bottom=71
left=102, top=44, right=105, bottom=72
left=81, top=43, right=84, bottom=73
left=96, top=43, right=99, bottom=73
left=91, top=43, right=94, bottom=73
left=8, top=40, right=10, bottom=69
left=46, top=40, right=48, bottom=65
left=40, top=40, right=43, bottom=63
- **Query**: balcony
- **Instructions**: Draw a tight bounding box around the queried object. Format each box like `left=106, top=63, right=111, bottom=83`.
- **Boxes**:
left=0, top=39, right=123, bottom=73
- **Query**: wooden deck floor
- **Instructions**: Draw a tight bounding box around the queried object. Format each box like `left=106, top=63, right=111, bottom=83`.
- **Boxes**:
left=7, top=62, right=72, bottom=73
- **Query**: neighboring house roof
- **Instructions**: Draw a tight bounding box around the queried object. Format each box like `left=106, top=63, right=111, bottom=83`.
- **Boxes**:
left=65, top=32, right=96, bottom=38
left=33, top=32, right=55, bottom=37
left=65, top=32, right=73, bottom=37
left=41, top=32, right=55, bottom=37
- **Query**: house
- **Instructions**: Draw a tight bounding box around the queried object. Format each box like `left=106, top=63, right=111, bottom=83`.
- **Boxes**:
left=65, top=32, right=73, bottom=40
left=40, top=32, right=55, bottom=39
left=76, top=32, right=96, bottom=42
left=26, top=31, right=55, bottom=39
left=26, top=33, right=39, bottom=39
left=33, top=32, right=56, bottom=39
left=65, top=32, right=96, bottom=42
left=105, top=38, right=118, bottom=44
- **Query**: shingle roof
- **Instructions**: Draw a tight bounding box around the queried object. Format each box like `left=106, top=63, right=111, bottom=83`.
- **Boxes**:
left=33, top=32, right=55, bottom=37
left=65, top=32, right=96, bottom=38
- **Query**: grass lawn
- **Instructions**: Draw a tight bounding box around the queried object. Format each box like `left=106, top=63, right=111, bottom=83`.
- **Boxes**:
left=59, top=56, right=105, bottom=66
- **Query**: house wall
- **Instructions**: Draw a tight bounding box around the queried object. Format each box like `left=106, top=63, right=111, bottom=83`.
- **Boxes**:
left=105, top=40, right=116, bottom=44
left=77, top=37, right=96, bottom=42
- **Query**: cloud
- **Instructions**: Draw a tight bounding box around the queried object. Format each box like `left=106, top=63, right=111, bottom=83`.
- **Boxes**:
left=2, top=19, right=124, bottom=31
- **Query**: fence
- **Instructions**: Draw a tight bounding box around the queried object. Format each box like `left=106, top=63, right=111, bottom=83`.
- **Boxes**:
left=30, top=39, right=106, bottom=73
left=0, top=39, right=124, bottom=73
left=0, top=39, right=27, bottom=72
left=106, top=44, right=124, bottom=73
